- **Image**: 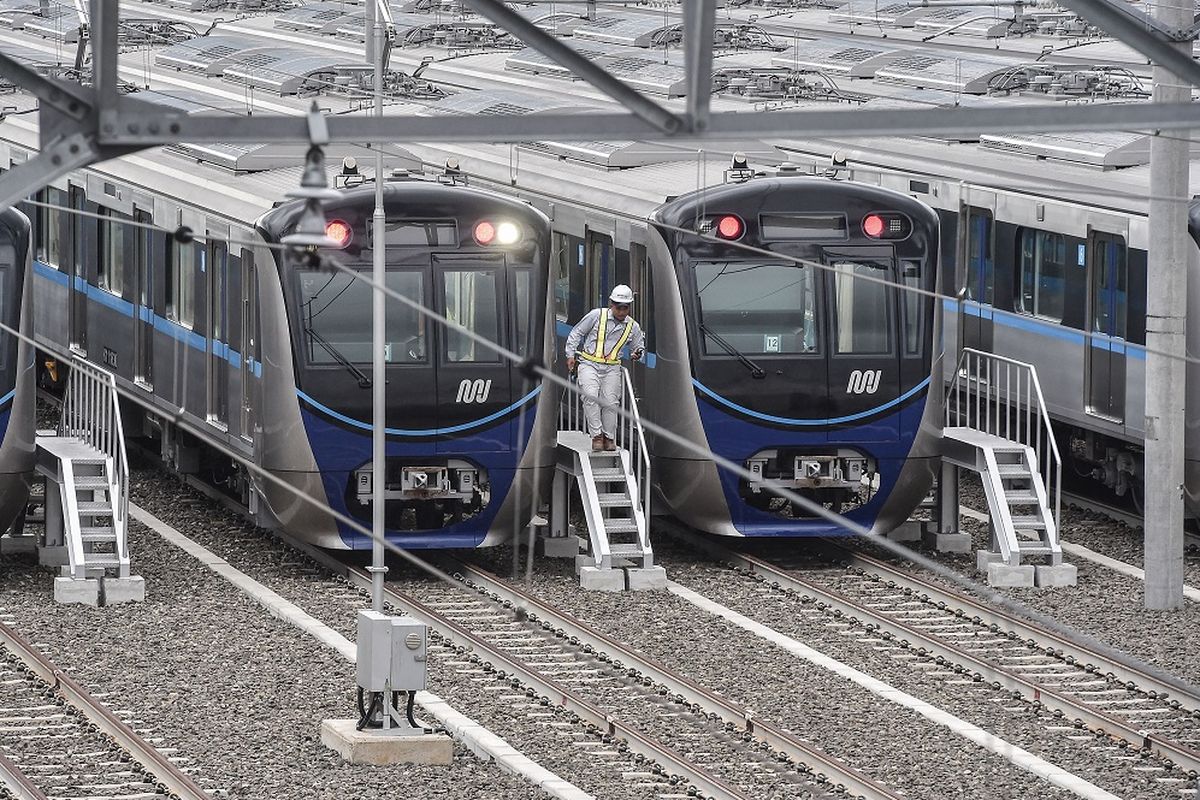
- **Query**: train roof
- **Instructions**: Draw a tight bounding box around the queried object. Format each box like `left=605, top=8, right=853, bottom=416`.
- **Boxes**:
left=0, top=0, right=1192, bottom=226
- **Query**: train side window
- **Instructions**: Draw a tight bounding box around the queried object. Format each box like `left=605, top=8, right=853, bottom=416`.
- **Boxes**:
left=586, top=230, right=613, bottom=305
left=98, top=209, right=126, bottom=297
left=36, top=187, right=65, bottom=268
left=442, top=269, right=500, bottom=363
left=552, top=231, right=571, bottom=323
left=965, top=208, right=993, bottom=304
left=631, top=243, right=654, bottom=351
left=901, top=260, right=923, bottom=355
left=1018, top=228, right=1067, bottom=322
left=833, top=260, right=893, bottom=355
left=168, top=239, right=197, bottom=328
left=512, top=268, right=531, bottom=358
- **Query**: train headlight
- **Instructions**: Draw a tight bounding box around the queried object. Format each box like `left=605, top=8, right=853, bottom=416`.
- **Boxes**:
left=325, top=219, right=353, bottom=248
left=496, top=221, right=521, bottom=245
left=473, top=220, right=496, bottom=245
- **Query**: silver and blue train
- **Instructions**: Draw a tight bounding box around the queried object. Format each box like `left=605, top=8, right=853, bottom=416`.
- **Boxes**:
left=0, top=208, right=35, bottom=537
left=21, top=160, right=554, bottom=549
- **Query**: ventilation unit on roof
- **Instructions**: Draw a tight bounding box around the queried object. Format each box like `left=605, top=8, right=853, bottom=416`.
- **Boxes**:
left=987, top=64, right=1148, bottom=99
left=713, top=24, right=786, bottom=52
left=717, top=67, right=867, bottom=104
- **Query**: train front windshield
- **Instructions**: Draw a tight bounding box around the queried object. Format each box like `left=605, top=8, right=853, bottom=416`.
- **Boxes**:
left=297, top=270, right=427, bottom=364
left=695, top=261, right=818, bottom=355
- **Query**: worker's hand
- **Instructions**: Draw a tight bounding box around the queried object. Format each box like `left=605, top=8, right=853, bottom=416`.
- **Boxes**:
left=632, top=348, right=645, bottom=362
left=567, top=356, right=576, bottom=374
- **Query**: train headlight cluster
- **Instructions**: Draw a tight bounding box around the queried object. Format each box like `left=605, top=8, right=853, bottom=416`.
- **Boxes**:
left=473, top=219, right=523, bottom=246
left=861, top=212, right=912, bottom=240
left=699, top=214, right=746, bottom=241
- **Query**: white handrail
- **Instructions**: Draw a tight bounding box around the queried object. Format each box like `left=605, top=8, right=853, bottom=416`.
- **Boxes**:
left=946, top=347, right=1061, bottom=535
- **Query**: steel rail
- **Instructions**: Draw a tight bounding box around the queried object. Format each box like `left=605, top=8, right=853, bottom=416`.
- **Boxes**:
left=374, top=584, right=752, bottom=800
left=0, top=620, right=211, bottom=800
left=257, top=525, right=750, bottom=800
left=0, top=754, right=49, bottom=800
left=447, top=559, right=903, bottom=800
left=666, top=526, right=1200, bottom=774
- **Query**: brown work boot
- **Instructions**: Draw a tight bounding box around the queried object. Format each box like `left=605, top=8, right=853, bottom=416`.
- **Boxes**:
left=592, top=435, right=605, bottom=451
left=603, top=436, right=616, bottom=451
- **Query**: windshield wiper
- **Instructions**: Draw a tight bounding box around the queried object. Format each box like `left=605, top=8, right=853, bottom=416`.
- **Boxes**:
left=304, top=326, right=372, bottom=388
left=700, top=324, right=766, bottom=379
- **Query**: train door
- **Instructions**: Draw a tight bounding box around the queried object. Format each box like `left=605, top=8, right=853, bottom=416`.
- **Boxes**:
left=206, top=240, right=229, bottom=427
left=435, top=254, right=511, bottom=453
left=133, top=210, right=153, bottom=389
left=239, top=248, right=258, bottom=442
left=960, top=206, right=994, bottom=355
left=1085, top=231, right=1128, bottom=422
left=68, top=185, right=86, bottom=354
left=824, top=248, right=900, bottom=441
left=586, top=229, right=613, bottom=306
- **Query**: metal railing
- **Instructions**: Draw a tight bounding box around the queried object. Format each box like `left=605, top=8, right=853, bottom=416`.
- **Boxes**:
left=58, top=361, right=129, bottom=540
left=560, top=366, right=651, bottom=524
left=946, top=347, right=1061, bottom=533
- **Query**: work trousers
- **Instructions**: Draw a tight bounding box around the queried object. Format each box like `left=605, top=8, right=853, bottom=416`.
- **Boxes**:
left=576, top=361, right=623, bottom=439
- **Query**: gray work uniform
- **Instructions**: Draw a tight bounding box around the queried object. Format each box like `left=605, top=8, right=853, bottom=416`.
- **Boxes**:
left=565, top=307, right=645, bottom=439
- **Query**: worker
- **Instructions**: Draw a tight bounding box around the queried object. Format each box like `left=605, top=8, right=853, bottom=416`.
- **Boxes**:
left=565, top=285, right=646, bottom=451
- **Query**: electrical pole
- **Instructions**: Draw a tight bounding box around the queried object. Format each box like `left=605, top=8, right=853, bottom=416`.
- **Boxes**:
left=370, top=0, right=387, bottom=614
left=1144, top=0, right=1191, bottom=610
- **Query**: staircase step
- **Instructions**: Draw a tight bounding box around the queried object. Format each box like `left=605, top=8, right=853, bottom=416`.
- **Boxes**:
left=1005, top=491, right=1039, bottom=504
left=609, top=543, right=647, bottom=557
left=76, top=502, right=113, bottom=515
left=1017, top=544, right=1058, bottom=554
left=79, top=527, right=117, bottom=542
left=83, top=553, right=123, bottom=567
left=995, top=464, right=1031, bottom=478
left=73, top=476, right=110, bottom=489
left=604, top=519, right=640, bottom=534
left=597, top=493, right=631, bottom=508
left=1010, top=515, right=1046, bottom=530
left=591, top=468, right=627, bottom=481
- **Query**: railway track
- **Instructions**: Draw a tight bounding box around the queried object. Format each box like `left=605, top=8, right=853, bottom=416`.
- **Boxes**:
left=666, top=524, right=1200, bottom=792
left=0, top=613, right=209, bottom=800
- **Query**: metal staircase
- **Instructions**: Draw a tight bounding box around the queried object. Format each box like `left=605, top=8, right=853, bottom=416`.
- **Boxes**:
left=36, top=360, right=138, bottom=602
left=553, top=367, right=656, bottom=586
left=942, top=348, right=1064, bottom=570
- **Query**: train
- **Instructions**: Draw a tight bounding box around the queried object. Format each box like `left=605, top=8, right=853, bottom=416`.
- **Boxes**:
left=0, top=208, right=35, bottom=538
left=17, top=156, right=555, bottom=549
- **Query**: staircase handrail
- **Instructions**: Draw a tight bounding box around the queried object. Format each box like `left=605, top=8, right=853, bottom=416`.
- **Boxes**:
left=620, top=366, right=651, bottom=527
left=58, top=361, right=128, bottom=547
left=947, top=347, right=1060, bottom=537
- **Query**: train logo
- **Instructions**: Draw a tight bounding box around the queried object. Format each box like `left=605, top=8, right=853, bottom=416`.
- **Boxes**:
left=456, top=378, right=494, bottom=404
left=846, top=369, right=882, bottom=395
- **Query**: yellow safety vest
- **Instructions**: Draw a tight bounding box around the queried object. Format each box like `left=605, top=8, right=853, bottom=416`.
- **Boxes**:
left=577, top=311, right=634, bottom=366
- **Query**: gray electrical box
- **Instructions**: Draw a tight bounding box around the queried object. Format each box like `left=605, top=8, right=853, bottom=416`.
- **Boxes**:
left=356, top=610, right=428, bottom=692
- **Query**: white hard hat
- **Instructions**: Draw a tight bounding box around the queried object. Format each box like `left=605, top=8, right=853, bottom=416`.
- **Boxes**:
left=609, top=284, right=634, bottom=304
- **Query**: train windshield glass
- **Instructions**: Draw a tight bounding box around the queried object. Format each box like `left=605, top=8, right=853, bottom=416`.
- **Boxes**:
left=694, top=261, right=817, bottom=355
left=297, top=270, right=427, bottom=364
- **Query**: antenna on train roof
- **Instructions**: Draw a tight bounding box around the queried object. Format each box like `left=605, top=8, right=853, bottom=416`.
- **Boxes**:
left=724, top=152, right=754, bottom=183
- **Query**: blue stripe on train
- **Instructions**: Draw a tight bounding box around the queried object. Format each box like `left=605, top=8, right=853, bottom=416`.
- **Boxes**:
left=33, top=261, right=263, bottom=376
left=296, top=387, right=541, bottom=436
left=947, top=300, right=1145, bottom=360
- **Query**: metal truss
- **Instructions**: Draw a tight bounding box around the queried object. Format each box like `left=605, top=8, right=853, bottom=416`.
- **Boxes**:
left=3, top=0, right=1200, bottom=209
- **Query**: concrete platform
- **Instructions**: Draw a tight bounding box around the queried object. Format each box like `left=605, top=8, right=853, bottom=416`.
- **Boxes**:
left=53, top=577, right=100, bottom=607
left=625, top=566, right=667, bottom=591
left=1035, top=563, right=1078, bottom=588
left=925, top=531, right=972, bottom=553
left=886, top=521, right=924, bottom=543
left=578, top=566, right=625, bottom=592
left=541, top=535, right=581, bottom=559
left=38, top=545, right=68, bottom=567
left=986, top=562, right=1035, bottom=588
left=104, top=576, right=146, bottom=604
left=321, top=719, right=452, bottom=765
